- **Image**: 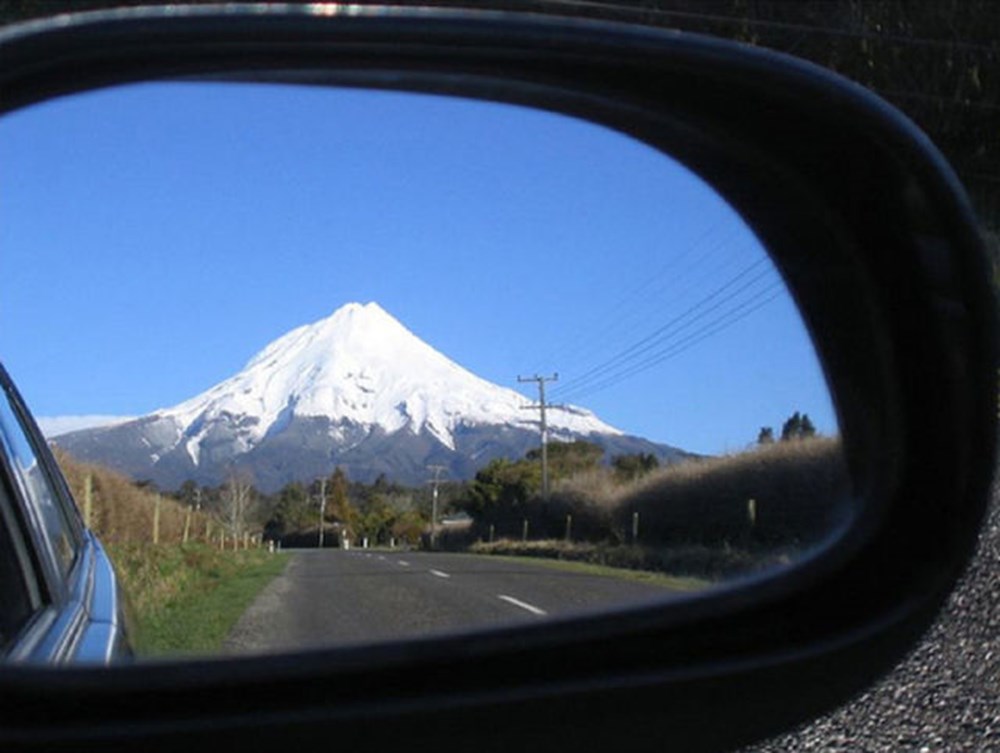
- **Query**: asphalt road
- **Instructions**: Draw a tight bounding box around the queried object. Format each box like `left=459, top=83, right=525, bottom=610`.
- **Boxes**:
left=222, top=497, right=1000, bottom=752
left=223, top=550, right=682, bottom=654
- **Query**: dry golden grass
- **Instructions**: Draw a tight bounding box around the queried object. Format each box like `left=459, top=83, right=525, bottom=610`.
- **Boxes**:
left=49, top=452, right=284, bottom=657
left=462, top=438, right=851, bottom=578
left=468, top=537, right=785, bottom=581
left=611, top=437, right=850, bottom=549
left=53, top=449, right=214, bottom=544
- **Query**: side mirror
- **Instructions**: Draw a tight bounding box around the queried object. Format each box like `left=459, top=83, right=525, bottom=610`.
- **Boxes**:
left=0, top=6, right=993, bottom=752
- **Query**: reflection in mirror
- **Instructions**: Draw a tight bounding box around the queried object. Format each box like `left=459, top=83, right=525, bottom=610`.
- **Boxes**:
left=0, top=82, right=848, bottom=661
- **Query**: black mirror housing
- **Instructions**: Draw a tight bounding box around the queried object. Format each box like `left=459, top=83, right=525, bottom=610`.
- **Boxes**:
left=0, top=6, right=994, bottom=752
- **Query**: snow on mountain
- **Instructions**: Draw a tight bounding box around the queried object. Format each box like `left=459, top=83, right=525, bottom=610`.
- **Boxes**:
left=54, top=302, right=685, bottom=491
left=158, top=301, right=620, bottom=459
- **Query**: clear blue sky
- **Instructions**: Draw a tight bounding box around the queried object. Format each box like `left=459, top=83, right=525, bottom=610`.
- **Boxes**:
left=0, top=81, right=836, bottom=455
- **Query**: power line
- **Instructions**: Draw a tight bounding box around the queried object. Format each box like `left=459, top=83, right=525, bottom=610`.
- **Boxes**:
left=569, top=233, right=748, bottom=363
left=553, top=258, right=771, bottom=395
left=552, top=257, right=774, bottom=397
left=559, top=283, right=784, bottom=403
left=544, top=222, right=737, bottom=370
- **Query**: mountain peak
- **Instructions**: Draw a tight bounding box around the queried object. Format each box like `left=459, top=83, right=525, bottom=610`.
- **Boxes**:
left=54, top=302, right=695, bottom=492
left=321, top=300, right=392, bottom=330
left=244, top=301, right=407, bottom=370
left=160, top=302, right=621, bottom=457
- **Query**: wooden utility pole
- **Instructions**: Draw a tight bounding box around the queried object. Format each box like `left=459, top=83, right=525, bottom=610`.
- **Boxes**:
left=317, top=477, right=327, bottom=549
left=152, top=495, right=161, bottom=545
left=83, top=473, right=93, bottom=529
left=183, top=506, right=192, bottom=544
left=518, top=373, right=562, bottom=499
left=426, top=465, right=447, bottom=549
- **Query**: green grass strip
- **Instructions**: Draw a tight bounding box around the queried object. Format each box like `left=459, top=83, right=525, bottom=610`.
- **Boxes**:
left=466, top=551, right=710, bottom=591
left=107, top=542, right=290, bottom=657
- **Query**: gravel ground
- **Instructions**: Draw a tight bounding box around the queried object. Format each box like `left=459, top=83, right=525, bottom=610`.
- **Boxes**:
left=745, top=487, right=1000, bottom=752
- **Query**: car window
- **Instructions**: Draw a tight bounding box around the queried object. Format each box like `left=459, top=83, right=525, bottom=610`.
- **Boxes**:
left=0, top=371, right=80, bottom=579
left=0, top=477, right=43, bottom=652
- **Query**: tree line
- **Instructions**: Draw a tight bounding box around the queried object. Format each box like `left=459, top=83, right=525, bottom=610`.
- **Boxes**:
left=155, top=410, right=817, bottom=547
left=155, top=443, right=665, bottom=548
left=162, top=470, right=435, bottom=548
left=757, top=411, right=817, bottom=445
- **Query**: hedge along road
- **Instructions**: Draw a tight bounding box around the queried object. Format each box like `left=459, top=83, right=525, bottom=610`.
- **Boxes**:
left=222, top=549, right=696, bottom=654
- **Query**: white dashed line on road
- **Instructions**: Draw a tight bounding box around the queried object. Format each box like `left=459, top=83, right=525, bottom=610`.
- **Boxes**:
left=398, top=560, right=411, bottom=567
left=498, top=595, right=547, bottom=616
left=429, top=569, right=451, bottom=579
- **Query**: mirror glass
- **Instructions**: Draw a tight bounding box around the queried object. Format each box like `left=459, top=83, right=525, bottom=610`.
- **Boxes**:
left=0, top=82, right=848, bottom=660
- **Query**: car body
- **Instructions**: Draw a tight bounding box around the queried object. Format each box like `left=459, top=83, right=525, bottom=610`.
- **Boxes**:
left=0, top=363, right=131, bottom=664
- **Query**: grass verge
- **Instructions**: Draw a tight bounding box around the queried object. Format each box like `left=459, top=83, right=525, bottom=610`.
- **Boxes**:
left=481, top=552, right=710, bottom=591
left=106, top=542, right=290, bottom=657
left=468, top=539, right=714, bottom=590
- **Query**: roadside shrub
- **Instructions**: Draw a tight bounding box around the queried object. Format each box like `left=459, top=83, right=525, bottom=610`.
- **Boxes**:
left=615, top=437, right=850, bottom=550
left=463, top=437, right=851, bottom=579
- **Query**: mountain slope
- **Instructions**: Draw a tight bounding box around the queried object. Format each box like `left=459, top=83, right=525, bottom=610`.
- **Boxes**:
left=55, top=302, right=688, bottom=491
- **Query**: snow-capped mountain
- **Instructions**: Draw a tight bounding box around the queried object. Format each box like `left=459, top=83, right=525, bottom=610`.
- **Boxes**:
left=55, top=302, right=688, bottom=491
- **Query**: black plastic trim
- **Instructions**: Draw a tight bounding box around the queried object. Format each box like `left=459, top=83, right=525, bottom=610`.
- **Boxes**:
left=0, top=6, right=993, bottom=752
